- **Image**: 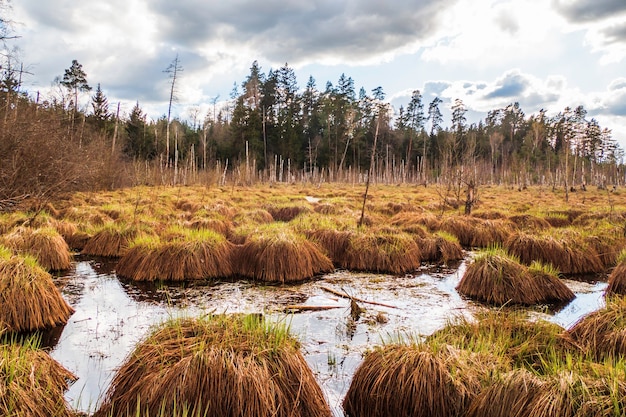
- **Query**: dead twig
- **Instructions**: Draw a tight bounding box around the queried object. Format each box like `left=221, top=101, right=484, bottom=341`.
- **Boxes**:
left=320, top=286, right=397, bottom=309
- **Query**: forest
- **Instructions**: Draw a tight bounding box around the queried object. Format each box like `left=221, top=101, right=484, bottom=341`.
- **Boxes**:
left=0, top=55, right=624, bottom=203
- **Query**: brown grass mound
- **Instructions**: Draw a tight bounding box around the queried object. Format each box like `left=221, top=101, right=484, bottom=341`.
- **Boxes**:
left=116, top=231, right=234, bottom=282
left=266, top=205, right=311, bottom=221
left=82, top=224, right=141, bottom=257
left=456, top=248, right=574, bottom=306
left=1, top=226, right=72, bottom=271
left=607, top=261, right=626, bottom=296
left=187, top=218, right=233, bottom=236
left=505, top=232, right=604, bottom=275
left=508, top=214, right=551, bottom=231
left=340, top=230, right=421, bottom=274
left=438, top=217, right=512, bottom=248
left=416, top=233, right=464, bottom=264
left=465, top=369, right=545, bottom=417
left=569, top=297, right=626, bottom=360
left=234, top=226, right=333, bottom=283
left=0, top=339, right=77, bottom=417
left=0, top=248, right=74, bottom=332
left=94, top=315, right=331, bottom=417
left=428, top=310, right=576, bottom=371
left=307, top=229, right=353, bottom=266
left=343, top=343, right=492, bottom=417
left=63, top=230, right=91, bottom=251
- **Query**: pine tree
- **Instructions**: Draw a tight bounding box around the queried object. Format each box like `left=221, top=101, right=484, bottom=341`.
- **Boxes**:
left=60, top=59, right=91, bottom=114
left=91, top=83, right=109, bottom=121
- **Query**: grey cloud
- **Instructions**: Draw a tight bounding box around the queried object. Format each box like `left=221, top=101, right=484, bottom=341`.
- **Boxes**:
left=602, top=22, right=626, bottom=44
left=554, top=0, right=626, bottom=23
left=149, top=0, right=457, bottom=64
left=484, top=72, right=529, bottom=99
left=494, top=11, right=519, bottom=35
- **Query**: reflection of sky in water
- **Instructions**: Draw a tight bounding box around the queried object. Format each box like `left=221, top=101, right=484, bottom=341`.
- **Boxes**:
left=51, top=259, right=607, bottom=416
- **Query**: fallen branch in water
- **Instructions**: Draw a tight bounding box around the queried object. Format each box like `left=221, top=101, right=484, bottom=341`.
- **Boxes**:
left=319, top=286, right=397, bottom=309
left=283, top=305, right=342, bottom=312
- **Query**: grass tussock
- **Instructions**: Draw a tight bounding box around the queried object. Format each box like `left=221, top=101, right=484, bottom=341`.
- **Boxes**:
left=0, top=248, right=74, bottom=332
left=416, top=231, right=464, bottom=264
left=0, top=226, right=72, bottom=271
left=438, top=216, right=512, bottom=248
left=505, top=231, right=605, bottom=275
left=0, top=337, right=77, bottom=417
left=456, top=247, right=574, bottom=306
left=427, top=310, right=575, bottom=371
left=606, top=250, right=626, bottom=295
left=266, top=205, right=311, bottom=222
left=343, top=342, right=496, bottom=417
left=116, top=230, right=234, bottom=281
left=234, top=225, right=333, bottom=283
left=340, top=230, right=421, bottom=274
left=508, top=214, right=551, bottom=231
left=569, top=296, right=626, bottom=360
left=82, top=223, right=144, bottom=257
left=464, top=369, right=545, bottom=417
left=94, top=314, right=331, bottom=417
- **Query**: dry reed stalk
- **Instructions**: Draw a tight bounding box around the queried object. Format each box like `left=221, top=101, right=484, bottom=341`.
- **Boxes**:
left=0, top=340, right=77, bottom=417
left=234, top=228, right=333, bottom=283
left=0, top=249, right=74, bottom=332
left=1, top=226, right=72, bottom=271
left=569, top=297, right=626, bottom=360
left=340, top=230, right=421, bottom=274
left=343, top=344, right=489, bottom=417
left=94, top=315, right=331, bottom=417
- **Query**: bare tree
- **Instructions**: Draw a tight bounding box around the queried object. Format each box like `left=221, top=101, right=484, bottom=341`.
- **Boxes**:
left=163, top=54, right=183, bottom=166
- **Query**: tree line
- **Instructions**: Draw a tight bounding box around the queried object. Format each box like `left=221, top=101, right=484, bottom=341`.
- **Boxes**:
left=1, top=52, right=624, bottom=201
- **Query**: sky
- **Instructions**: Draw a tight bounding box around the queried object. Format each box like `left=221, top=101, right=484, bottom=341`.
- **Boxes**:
left=8, top=0, right=626, bottom=147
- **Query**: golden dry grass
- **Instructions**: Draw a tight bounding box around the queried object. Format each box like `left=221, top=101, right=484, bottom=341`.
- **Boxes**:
left=339, top=229, right=421, bottom=274
left=234, top=224, right=333, bottom=283
left=94, top=314, right=331, bottom=417
left=343, top=343, right=497, bottom=417
left=0, top=339, right=77, bottom=417
left=82, top=223, right=144, bottom=257
left=607, top=261, right=626, bottom=296
left=569, top=296, right=626, bottom=360
left=456, top=248, right=575, bottom=306
left=116, top=231, right=234, bottom=282
left=0, top=248, right=74, bottom=332
left=505, top=232, right=605, bottom=275
left=0, top=226, right=72, bottom=271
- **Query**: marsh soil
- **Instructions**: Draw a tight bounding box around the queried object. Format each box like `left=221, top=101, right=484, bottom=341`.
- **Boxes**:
left=49, top=257, right=606, bottom=416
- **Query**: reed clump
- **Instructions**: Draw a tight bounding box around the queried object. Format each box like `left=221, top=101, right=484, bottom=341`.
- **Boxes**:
left=0, top=337, right=77, bottom=417
left=339, top=229, right=421, bottom=274
left=456, top=247, right=575, bottom=306
left=0, top=247, right=74, bottom=332
left=116, top=229, right=234, bottom=281
left=234, top=224, right=333, bottom=283
left=607, top=250, right=626, bottom=296
left=82, top=223, right=145, bottom=257
left=94, top=314, right=331, bottom=417
left=1, top=226, right=72, bottom=271
left=343, top=342, right=498, bottom=417
left=569, top=296, right=626, bottom=360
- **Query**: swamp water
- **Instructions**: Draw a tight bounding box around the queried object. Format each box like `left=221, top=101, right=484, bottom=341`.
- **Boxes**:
left=49, top=257, right=607, bottom=416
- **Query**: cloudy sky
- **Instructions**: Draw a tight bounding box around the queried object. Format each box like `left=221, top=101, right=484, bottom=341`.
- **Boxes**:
left=10, top=0, right=626, bottom=145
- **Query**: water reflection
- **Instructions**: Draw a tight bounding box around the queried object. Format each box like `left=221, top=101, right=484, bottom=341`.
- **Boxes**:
left=51, top=259, right=607, bottom=416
